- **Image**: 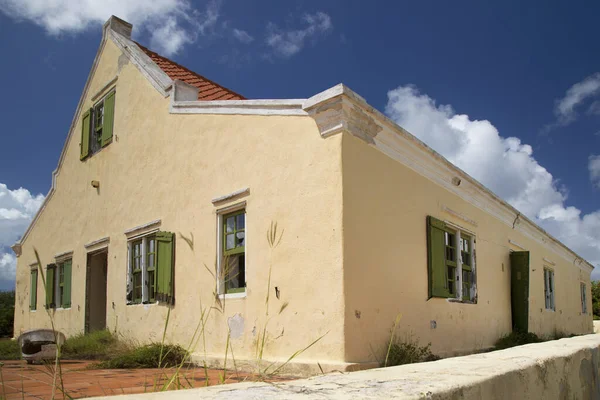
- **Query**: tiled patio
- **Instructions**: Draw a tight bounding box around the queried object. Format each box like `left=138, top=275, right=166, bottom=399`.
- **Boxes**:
left=0, top=360, right=272, bottom=399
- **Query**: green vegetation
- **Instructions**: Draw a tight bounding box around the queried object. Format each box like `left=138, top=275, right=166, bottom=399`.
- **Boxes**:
left=95, top=343, right=188, bottom=369
left=592, top=281, right=600, bottom=319
left=61, top=330, right=125, bottom=360
left=0, top=291, right=15, bottom=338
left=0, top=339, right=20, bottom=360
left=494, top=332, right=544, bottom=350
left=384, top=338, right=439, bottom=367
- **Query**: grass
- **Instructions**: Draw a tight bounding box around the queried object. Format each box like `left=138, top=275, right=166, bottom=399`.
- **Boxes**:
left=61, top=330, right=124, bottom=360
left=95, top=343, right=188, bottom=369
left=384, top=338, right=439, bottom=367
left=0, top=339, right=21, bottom=360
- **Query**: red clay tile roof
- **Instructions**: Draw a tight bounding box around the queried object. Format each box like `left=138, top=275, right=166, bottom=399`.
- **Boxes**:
left=136, top=42, right=245, bottom=101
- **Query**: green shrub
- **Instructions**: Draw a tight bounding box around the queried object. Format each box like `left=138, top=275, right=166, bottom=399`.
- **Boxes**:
left=0, top=291, right=15, bottom=338
left=384, top=339, right=439, bottom=367
left=94, top=343, right=188, bottom=369
left=62, top=330, right=124, bottom=360
left=0, top=339, right=21, bottom=360
left=494, top=332, right=543, bottom=350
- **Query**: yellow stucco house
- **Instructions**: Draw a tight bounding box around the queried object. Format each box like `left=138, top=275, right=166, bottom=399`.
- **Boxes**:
left=12, top=16, right=594, bottom=374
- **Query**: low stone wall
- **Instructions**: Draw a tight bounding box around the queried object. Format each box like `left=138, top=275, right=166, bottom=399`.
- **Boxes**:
left=90, top=334, right=600, bottom=400
left=593, top=320, right=600, bottom=334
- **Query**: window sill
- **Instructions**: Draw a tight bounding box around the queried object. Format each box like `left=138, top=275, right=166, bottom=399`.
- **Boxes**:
left=544, top=308, right=556, bottom=313
left=126, top=301, right=159, bottom=307
left=55, top=307, right=71, bottom=311
left=447, top=298, right=477, bottom=305
left=219, top=292, right=247, bottom=300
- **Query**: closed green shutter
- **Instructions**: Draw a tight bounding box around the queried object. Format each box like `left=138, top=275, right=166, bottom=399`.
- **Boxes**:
left=45, top=264, right=56, bottom=309
left=510, top=251, right=530, bottom=333
left=427, top=216, right=449, bottom=298
left=101, top=91, right=115, bottom=147
left=156, top=231, right=174, bottom=304
left=30, top=269, right=37, bottom=311
left=80, top=109, right=91, bottom=160
left=63, top=260, right=72, bottom=308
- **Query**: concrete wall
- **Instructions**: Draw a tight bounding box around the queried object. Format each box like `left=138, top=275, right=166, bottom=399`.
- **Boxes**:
left=341, top=132, right=593, bottom=362
left=14, top=38, right=346, bottom=368
left=87, top=334, right=600, bottom=400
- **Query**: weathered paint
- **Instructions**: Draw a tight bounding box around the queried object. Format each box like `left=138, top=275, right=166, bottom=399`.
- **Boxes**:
left=341, top=132, right=593, bottom=361
left=13, top=38, right=346, bottom=368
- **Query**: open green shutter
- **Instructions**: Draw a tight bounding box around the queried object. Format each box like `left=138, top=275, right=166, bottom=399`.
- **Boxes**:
left=156, top=231, right=174, bottom=304
left=45, top=264, right=56, bottom=308
left=80, top=110, right=91, bottom=160
left=30, top=270, right=37, bottom=310
left=63, top=260, right=72, bottom=308
left=102, top=91, right=115, bottom=147
left=427, top=216, right=449, bottom=298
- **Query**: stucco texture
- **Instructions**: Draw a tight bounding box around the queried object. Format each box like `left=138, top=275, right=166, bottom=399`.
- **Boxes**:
left=341, top=132, right=592, bottom=362
left=14, top=39, right=345, bottom=367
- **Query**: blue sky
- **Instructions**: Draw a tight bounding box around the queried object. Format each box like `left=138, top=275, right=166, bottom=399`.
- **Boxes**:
left=0, top=0, right=599, bottom=290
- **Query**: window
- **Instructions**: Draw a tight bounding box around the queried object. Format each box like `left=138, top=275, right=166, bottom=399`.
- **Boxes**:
left=543, top=268, right=555, bottom=311
left=126, top=232, right=174, bottom=305
left=30, top=267, right=38, bottom=311
left=45, top=259, right=72, bottom=309
left=80, top=90, right=115, bottom=160
left=427, top=216, right=476, bottom=302
left=581, top=283, right=587, bottom=314
left=218, top=209, right=246, bottom=295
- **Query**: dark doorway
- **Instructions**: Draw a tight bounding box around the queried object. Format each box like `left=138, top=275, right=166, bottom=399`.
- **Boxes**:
left=85, top=250, right=108, bottom=333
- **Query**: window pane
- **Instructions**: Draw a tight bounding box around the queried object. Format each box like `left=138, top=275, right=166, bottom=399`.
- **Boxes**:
left=226, top=234, right=235, bottom=250
left=148, top=253, right=155, bottom=268
left=226, top=217, right=235, bottom=233
left=462, top=251, right=470, bottom=266
left=445, top=232, right=455, bottom=247
left=236, top=214, right=245, bottom=230
left=236, top=231, right=245, bottom=247
left=226, top=254, right=246, bottom=292
left=148, top=238, right=155, bottom=252
left=445, top=247, right=455, bottom=262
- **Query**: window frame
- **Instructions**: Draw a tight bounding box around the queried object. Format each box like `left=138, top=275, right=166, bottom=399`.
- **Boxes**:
left=127, top=233, right=158, bottom=305
left=543, top=267, right=555, bottom=311
left=54, top=258, right=72, bottom=309
left=427, top=216, right=477, bottom=303
left=581, top=282, right=587, bottom=314
left=30, top=266, right=38, bottom=311
left=83, top=89, right=114, bottom=159
left=217, top=204, right=247, bottom=298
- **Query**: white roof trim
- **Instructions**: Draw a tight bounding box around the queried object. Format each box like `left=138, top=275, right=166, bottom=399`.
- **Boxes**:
left=303, top=83, right=595, bottom=273
left=12, top=17, right=594, bottom=275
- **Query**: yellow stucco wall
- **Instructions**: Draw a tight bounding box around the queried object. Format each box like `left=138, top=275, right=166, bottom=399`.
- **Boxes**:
left=341, top=132, right=592, bottom=362
left=14, top=38, right=345, bottom=366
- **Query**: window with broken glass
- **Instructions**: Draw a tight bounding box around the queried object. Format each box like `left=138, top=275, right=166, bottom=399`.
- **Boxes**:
left=427, top=216, right=476, bottom=302
left=220, top=210, right=246, bottom=295
left=544, top=268, right=555, bottom=311
left=127, top=234, right=157, bottom=304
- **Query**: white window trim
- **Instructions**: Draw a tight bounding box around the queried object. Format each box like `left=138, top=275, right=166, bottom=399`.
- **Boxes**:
left=126, top=233, right=159, bottom=305
left=216, top=202, right=247, bottom=299
left=581, top=282, right=587, bottom=314
left=444, top=222, right=477, bottom=303
left=544, top=267, right=555, bottom=311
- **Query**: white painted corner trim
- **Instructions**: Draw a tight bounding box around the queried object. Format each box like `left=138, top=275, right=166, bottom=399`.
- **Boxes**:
left=212, top=187, right=250, bottom=204
left=124, top=219, right=161, bottom=239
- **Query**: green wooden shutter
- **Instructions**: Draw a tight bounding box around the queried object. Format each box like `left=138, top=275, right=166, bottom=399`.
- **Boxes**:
left=510, top=251, right=530, bottom=332
left=63, top=260, right=72, bottom=308
left=156, top=231, right=174, bottom=304
left=45, top=264, right=56, bottom=309
left=101, top=91, right=115, bottom=147
left=80, top=109, right=91, bottom=160
left=427, top=216, right=449, bottom=298
left=30, top=270, right=37, bottom=311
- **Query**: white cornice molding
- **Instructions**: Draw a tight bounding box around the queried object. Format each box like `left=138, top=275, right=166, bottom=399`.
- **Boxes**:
left=124, top=219, right=161, bottom=239
left=84, top=236, right=110, bottom=251
left=212, top=187, right=250, bottom=204
left=170, top=98, right=306, bottom=116
left=303, top=84, right=595, bottom=273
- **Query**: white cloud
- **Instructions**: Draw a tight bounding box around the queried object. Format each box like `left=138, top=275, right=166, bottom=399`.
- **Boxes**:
left=385, top=85, right=600, bottom=275
left=554, top=72, right=600, bottom=125
left=590, top=155, right=600, bottom=189
left=266, top=11, right=332, bottom=58
left=0, top=183, right=44, bottom=287
left=232, top=28, right=254, bottom=44
left=0, top=0, right=222, bottom=56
